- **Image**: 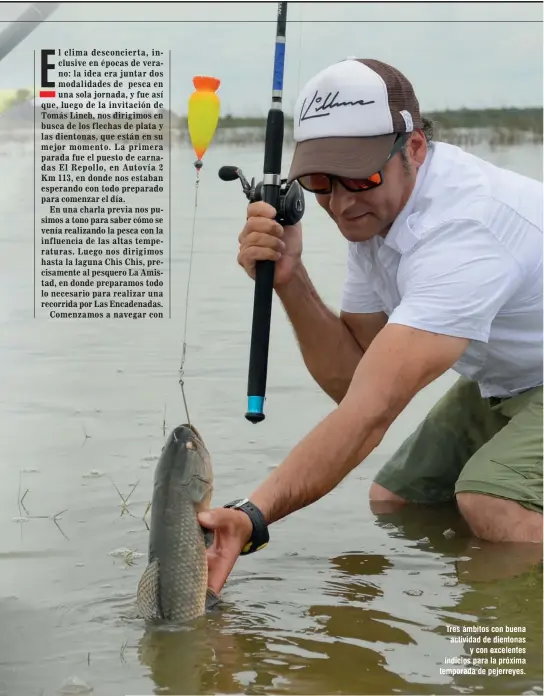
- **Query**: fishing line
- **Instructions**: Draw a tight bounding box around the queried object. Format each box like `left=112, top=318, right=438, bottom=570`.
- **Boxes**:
left=178, top=161, right=202, bottom=428
left=179, top=75, right=220, bottom=427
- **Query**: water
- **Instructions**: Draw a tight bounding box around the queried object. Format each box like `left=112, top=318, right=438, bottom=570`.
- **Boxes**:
left=0, top=140, right=542, bottom=696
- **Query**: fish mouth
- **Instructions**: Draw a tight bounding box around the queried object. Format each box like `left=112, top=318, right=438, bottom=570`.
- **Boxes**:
left=179, top=423, right=205, bottom=447
left=170, top=424, right=212, bottom=488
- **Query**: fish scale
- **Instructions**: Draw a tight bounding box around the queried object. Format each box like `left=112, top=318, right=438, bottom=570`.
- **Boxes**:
left=159, top=490, right=208, bottom=621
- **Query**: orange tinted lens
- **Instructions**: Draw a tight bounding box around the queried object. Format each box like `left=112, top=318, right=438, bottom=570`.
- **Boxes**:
left=299, top=174, right=330, bottom=191
left=367, top=172, right=382, bottom=185
left=342, top=172, right=382, bottom=190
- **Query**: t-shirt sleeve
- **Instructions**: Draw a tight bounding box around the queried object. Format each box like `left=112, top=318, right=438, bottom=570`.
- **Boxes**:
left=340, top=243, right=386, bottom=314
left=387, top=219, right=524, bottom=342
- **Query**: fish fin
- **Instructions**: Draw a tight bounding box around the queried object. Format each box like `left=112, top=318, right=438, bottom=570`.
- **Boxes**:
left=136, top=558, right=162, bottom=621
left=205, top=587, right=221, bottom=613
left=201, top=526, right=214, bottom=549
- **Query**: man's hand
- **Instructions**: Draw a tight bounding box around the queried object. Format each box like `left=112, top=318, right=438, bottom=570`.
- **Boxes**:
left=238, top=201, right=303, bottom=287
left=198, top=508, right=253, bottom=595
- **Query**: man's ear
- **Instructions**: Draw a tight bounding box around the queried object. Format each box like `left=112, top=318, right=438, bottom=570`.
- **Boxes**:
left=409, top=129, right=428, bottom=167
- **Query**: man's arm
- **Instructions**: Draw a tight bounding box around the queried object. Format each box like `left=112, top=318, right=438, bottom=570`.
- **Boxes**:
left=249, top=323, right=469, bottom=525
left=251, top=218, right=525, bottom=526
left=200, top=219, right=525, bottom=595
left=276, top=264, right=388, bottom=403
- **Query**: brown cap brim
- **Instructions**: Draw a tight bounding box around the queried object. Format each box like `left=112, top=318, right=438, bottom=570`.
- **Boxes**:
left=287, top=133, right=396, bottom=183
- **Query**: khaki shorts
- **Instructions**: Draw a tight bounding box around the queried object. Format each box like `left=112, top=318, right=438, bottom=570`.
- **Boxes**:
left=373, top=377, right=543, bottom=514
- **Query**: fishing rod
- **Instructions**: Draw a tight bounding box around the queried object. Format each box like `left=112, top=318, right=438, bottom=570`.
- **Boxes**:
left=0, top=2, right=59, bottom=64
left=219, top=2, right=305, bottom=424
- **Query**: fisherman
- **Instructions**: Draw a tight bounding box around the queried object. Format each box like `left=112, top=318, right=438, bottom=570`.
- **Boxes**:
left=199, top=58, right=543, bottom=593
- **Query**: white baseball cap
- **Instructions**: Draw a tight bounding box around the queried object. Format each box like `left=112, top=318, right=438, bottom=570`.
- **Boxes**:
left=287, top=58, right=423, bottom=182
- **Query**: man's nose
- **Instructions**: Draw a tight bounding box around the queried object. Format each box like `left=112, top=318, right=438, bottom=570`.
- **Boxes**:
left=328, top=180, right=357, bottom=217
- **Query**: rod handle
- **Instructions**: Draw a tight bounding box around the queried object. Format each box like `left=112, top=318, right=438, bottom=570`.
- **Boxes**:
left=245, top=107, right=284, bottom=424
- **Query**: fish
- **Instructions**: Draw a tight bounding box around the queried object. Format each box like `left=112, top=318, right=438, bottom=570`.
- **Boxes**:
left=136, top=423, right=220, bottom=624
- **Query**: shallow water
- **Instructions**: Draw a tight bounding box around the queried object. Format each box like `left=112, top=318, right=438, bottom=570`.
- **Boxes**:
left=0, top=140, right=542, bottom=696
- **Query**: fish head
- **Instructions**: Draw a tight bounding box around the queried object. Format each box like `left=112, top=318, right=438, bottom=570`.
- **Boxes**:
left=158, top=423, right=213, bottom=510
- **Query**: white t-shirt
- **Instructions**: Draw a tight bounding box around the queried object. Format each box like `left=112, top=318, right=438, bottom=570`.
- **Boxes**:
left=340, top=141, right=543, bottom=398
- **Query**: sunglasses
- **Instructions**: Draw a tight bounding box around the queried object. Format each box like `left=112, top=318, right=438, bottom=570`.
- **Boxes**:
left=297, top=133, right=409, bottom=194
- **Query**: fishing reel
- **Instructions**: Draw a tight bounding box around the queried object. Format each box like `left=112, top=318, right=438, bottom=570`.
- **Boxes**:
left=218, top=165, right=305, bottom=227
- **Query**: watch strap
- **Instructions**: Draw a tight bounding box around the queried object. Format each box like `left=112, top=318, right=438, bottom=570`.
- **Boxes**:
left=224, top=498, right=269, bottom=555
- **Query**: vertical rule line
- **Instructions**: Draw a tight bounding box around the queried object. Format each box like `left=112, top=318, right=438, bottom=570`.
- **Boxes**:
left=33, top=49, right=36, bottom=319
left=168, top=49, right=172, bottom=319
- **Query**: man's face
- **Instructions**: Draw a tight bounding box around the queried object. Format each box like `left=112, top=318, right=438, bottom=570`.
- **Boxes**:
left=314, top=131, right=428, bottom=243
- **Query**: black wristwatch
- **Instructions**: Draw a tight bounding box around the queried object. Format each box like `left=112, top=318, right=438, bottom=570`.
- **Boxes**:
left=224, top=498, right=269, bottom=555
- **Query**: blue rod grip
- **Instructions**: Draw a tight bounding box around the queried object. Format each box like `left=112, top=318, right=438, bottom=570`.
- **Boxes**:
left=273, top=41, right=285, bottom=91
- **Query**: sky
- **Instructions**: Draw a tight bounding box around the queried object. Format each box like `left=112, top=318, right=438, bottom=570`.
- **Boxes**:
left=0, top=1, right=542, bottom=116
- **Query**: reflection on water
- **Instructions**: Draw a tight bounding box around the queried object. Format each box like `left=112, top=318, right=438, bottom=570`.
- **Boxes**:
left=134, top=508, right=542, bottom=696
left=0, top=140, right=542, bottom=696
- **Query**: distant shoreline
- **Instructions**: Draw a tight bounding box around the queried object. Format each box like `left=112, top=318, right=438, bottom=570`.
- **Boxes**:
left=211, top=107, right=543, bottom=133
left=1, top=107, right=541, bottom=147
left=204, top=108, right=543, bottom=147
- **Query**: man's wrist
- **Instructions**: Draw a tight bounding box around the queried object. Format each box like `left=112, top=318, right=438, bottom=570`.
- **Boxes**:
left=224, top=498, right=270, bottom=554
left=275, top=263, right=308, bottom=301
